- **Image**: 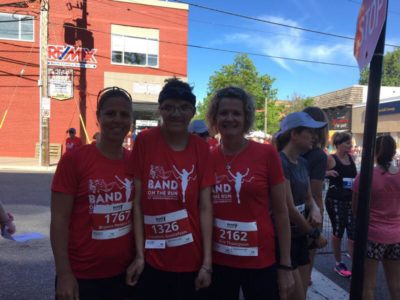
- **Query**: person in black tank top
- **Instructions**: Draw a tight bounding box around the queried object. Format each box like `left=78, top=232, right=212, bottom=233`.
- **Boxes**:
left=326, top=132, right=357, bottom=278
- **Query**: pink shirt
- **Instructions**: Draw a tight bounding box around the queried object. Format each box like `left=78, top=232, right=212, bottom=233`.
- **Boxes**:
left=353, top=167, right=400, bottom=244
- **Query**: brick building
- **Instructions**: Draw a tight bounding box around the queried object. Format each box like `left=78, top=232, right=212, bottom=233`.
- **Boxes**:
left=0, top=0, right=188, bottom=157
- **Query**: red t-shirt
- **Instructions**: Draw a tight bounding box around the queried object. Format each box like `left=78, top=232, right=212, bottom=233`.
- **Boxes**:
left=65, top=136, right=83, bottom=152
left=211, top=140, right=284, bottom=268
left=129, top=127, right=214, bottom=272
left=52, top=143, right=134, bottom=279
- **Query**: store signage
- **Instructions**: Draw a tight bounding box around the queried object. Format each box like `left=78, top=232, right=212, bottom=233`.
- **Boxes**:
left=48, top=68, right=74, bottom=101
left=354, top=0, right=387, bottom=69
left=136, top=119, right=158, bottom=128
left=48, top=45, right=97, bottom=69
left=325, top=106, right=352, bottom=131
left=378, top=100, right=400, bottom=116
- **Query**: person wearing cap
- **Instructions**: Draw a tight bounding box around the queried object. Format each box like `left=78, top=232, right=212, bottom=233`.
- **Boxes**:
left=189, top=120, right=218, bottom=150
left=126, top=78, right=214, bottom=299
left=206, top=86, right=294, bottom=300
left=275, top=111, right=327, bottom=300
left=65, top=128, right=82, bottom=153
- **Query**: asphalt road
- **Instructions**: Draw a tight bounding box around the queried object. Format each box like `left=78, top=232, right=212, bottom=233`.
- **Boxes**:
left=0, top=171, right=390, bottom=300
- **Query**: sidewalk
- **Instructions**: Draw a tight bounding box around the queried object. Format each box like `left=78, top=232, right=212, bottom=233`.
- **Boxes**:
left=0, top=157, right=58, bottom=172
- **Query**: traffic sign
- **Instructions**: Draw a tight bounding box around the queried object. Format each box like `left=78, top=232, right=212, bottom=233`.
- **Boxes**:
left=354, top=0, right=387, bottom=69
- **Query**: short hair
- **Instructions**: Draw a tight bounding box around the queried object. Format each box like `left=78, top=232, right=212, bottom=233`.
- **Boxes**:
left=303, top=106, right=328, bottom=148
left=376, top=135, right=396, bottom=173
left=96, top=87, right=132, bottom=115
left=158, top=78, right=196, bottom=107
left=332, top=132, right=352, bottom=147
left=206, top=86, right=255, bottom=134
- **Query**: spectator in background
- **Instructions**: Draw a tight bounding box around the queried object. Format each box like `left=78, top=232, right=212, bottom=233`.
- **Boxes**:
left=65, top=128, right=82, bottom=153
left=353, top=135, right=400, bottom=300
left=188, top=119, right=218, bottom=150
left=302, top=106, right=329, bottom=285
left=325, top=132, right=357, bottom=278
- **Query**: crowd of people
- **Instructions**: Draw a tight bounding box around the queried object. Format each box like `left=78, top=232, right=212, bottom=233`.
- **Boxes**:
left=45, top=78, right=400, bottom=300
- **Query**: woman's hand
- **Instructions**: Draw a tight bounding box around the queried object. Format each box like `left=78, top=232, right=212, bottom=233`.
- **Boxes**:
left=56, top=272, right=79, bottom=300
left=315, top=234, right=328, bottom=249
left=195, top=266, right=212, bottom=290
left=326, top=170, right=339, bottom=177
left=277, top=269, right=295, bottom=299
left=126, top=257, right=145, bottom=286
left=308, top=206, right=322, bottom=227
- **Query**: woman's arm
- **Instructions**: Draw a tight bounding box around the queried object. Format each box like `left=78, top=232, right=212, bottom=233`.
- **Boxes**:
left=50, top=192, right=79, bottom=299
left=326, top=155, right=339, bottom=177
left=270, top=182, right=294, bottom=299
left=126, top=179, right=145, bottom=286
left=284, top=180, right=313, bottom=233
left=352, top=191, right=359, bottom=216
left=310, top=179, right=324, bottom=212
left=305, top=182, right=322, bottom=227
left=195, top=186, right=213, bottom=290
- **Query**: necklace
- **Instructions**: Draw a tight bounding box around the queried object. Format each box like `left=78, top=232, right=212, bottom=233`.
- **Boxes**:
left=221, top=139, right=248, bottom=171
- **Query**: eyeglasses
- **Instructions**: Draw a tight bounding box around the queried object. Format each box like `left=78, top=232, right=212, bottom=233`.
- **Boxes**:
left=97, top=87, right=132, bottom=105
left=159, top=104, right=194, bottom=114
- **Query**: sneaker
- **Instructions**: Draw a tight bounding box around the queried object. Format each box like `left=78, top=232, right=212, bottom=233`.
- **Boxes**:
left=334, top=262, right=352, bottom=278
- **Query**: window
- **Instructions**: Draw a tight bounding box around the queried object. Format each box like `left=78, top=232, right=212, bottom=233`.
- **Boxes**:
left=0, top=13, right=34, bottom=42
left=111, top=25, right=159, bottom=67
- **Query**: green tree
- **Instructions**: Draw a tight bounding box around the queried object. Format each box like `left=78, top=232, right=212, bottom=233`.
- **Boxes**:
left=284, top=93, right=315, bottom=114
left=359, top=48, right=400, bottom=85
left=196, top=54, right=282, bottom=133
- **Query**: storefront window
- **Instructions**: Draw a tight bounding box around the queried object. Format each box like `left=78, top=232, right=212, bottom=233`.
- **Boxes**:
left=0, top=13, right=34, bottom=42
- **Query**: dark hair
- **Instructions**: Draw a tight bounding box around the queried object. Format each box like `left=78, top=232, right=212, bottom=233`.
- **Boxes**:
left=206, top=86, right=255, bottom=134
left=276, top=126, right=308, bottom=151
left=158, top=78, right=196, bottom=107
left=96, top=87, right=132, bottom=115
left=332, top=132, right=352, bottom=147
left=376, top=135, right=396, bottom=173
left=303, top=106, right=328, bottom=148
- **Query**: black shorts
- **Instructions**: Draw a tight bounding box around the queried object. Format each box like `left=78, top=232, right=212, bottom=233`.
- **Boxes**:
left=55, top=272, right=135, bottom=300
left=366, top=241, right=400, bottom=260
left=136, top=263, right=209, bottom=300
left=291, top=236, right=310, bottom=269
left=210, top=264, right=278, bottom=300
left=325, top=197, right=355, bottom=240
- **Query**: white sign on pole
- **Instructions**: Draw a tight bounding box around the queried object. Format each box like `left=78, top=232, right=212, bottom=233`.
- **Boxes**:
left=354, top=0, right=387, bottom=69
left=48, top=68, right=74, bottom=100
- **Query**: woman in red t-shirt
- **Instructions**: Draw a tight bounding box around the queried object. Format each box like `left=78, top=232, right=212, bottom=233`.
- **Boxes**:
left=51, top=87, right=135, bottom=300
left=206, top=86, right=294, bottom=300
left=126, top=78, right=213, bottom=299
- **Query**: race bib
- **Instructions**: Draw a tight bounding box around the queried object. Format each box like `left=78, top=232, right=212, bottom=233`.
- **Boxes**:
left=343, top=177, right=354, bottom=189
left=144, top=209, right=193, bottom=249
left=91, top=202, right=132, bottom=240
left=213, top=218, right=258, bottom=257
left=296, top=203, right=306, bottom=215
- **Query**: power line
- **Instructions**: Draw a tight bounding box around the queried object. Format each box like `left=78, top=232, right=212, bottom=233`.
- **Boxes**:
left=51, top=21, right=358, bottom=68
left=171, top=0, right=400, bottom=49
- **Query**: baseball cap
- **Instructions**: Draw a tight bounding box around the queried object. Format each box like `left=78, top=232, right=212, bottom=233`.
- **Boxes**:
left=275, top=112, right=326, bottom=137
left=188, top=120, right=208, bottom=134
left=67, top=128, right=76, bottom=134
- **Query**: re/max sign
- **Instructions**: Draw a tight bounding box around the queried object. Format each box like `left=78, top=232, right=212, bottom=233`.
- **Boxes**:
left=47, top=45, right=97, bottom=69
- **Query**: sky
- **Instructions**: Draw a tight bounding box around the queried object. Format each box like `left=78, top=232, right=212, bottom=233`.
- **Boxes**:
left=184, top=0, right=400, bottom=102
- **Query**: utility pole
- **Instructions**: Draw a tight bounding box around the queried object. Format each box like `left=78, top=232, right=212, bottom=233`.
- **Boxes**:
left=264, top=98, right=268, bottom=135
left=39, top=0, right=49, bottom=166
left=79, top=0, right=88, bottom=144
